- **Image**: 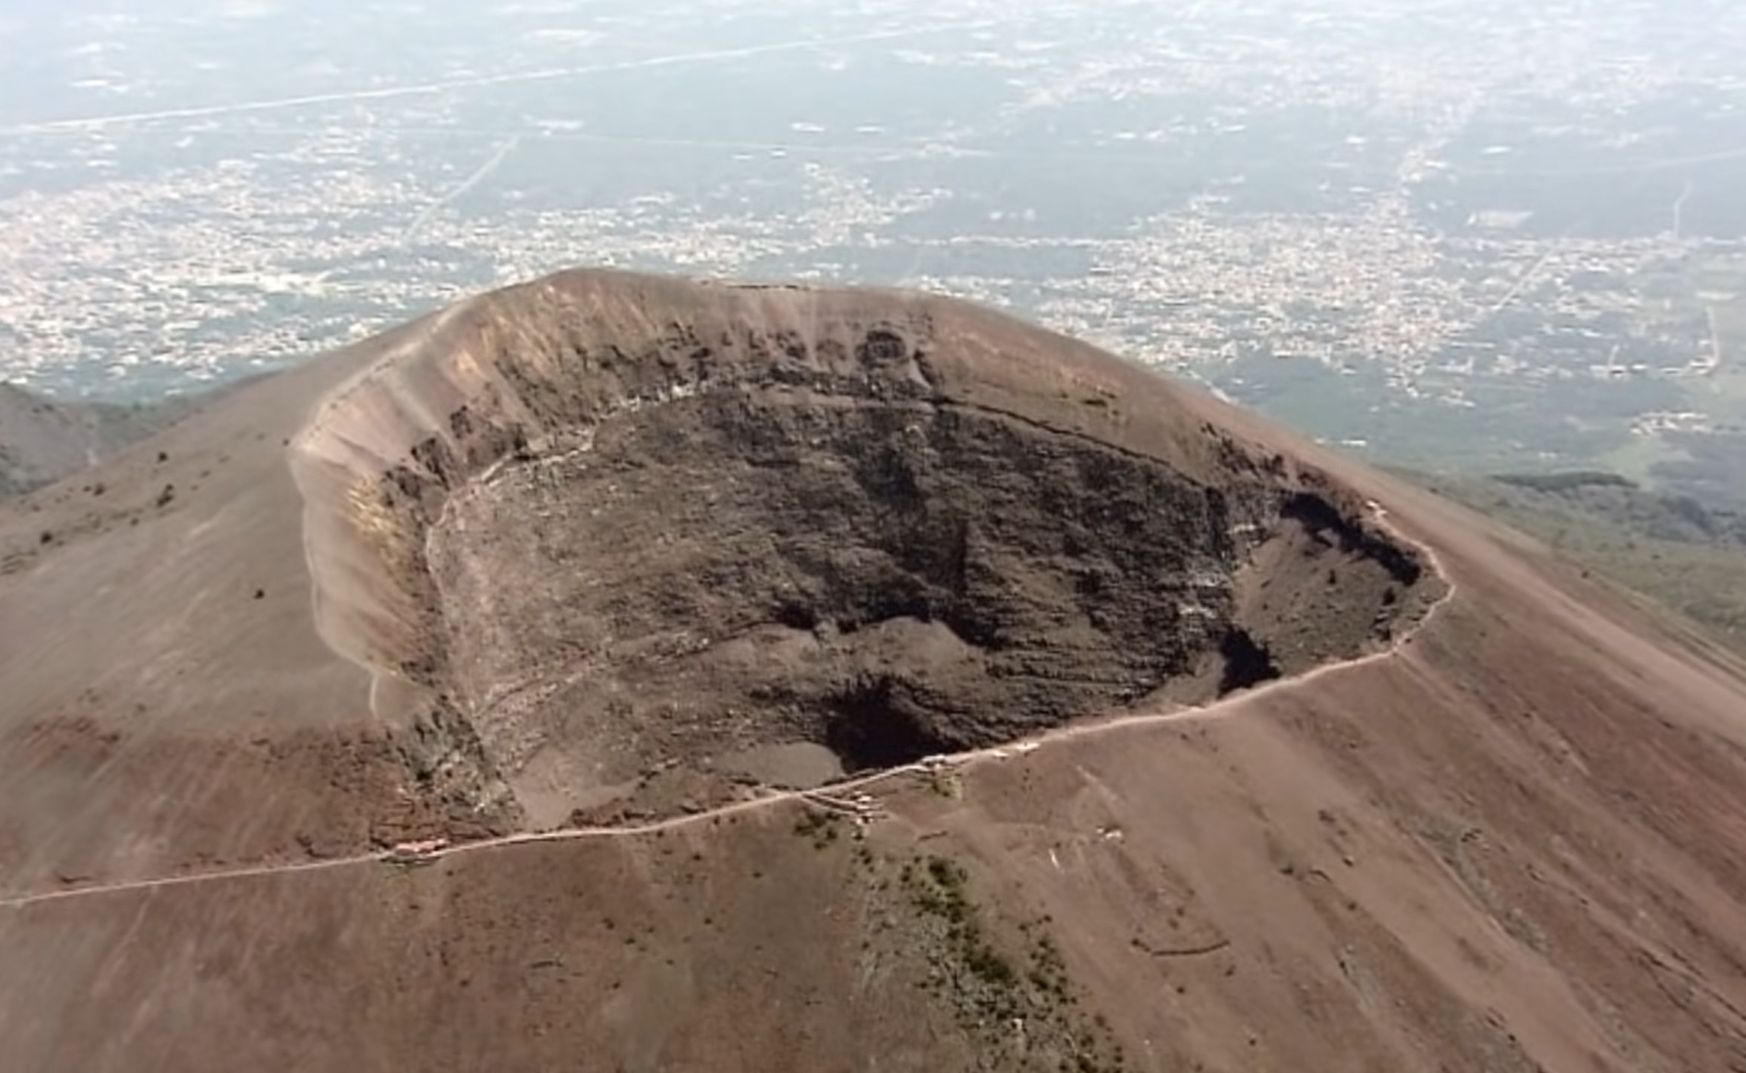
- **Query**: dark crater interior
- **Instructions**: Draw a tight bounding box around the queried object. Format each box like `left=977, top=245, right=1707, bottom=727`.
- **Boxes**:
left=414, top=365, right=1427, bottom=821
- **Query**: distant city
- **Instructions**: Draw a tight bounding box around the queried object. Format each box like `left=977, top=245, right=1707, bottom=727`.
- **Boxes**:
left=2, top=0, right=1743, bottom=498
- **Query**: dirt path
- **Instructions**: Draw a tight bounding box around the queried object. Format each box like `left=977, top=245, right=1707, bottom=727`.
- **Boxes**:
left=0, top=505, right=1454, bottom=912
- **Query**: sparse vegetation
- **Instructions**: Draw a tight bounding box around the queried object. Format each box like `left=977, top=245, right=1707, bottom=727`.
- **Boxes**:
left=792, top=808, right=843, bottom=849
left=879, top=850, right=1126, bottom=1073
left=1411, top=468, right=1746, bottom=652
left=924, top=767, right=962, bottom=799
left=1494, top=471, right=1635, bottom=493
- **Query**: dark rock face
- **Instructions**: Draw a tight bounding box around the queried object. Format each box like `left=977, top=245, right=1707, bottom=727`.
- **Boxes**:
left=429, top=387, right=1279, bottom=785
left=1216, top=627, right=1282, bottom=695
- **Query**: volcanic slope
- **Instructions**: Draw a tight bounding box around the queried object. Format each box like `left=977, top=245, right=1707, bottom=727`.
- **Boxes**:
left=0, top=382, right=196, bottom=497
left=2, top=270, right=1745, bottom=1073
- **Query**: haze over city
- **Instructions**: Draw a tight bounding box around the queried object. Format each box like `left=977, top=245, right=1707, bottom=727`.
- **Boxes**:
left=3, top=0, right=1744, bottom=496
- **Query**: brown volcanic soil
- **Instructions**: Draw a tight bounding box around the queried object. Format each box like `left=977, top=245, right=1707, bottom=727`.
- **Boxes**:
left=1, top=270, right=1744, bottom=1073
left=0, top=381, right=203, bottom=497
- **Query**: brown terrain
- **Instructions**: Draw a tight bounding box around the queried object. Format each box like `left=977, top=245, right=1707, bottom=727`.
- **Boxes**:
left=0, top=381, right=194, bottom=497
left=1, top=270, right=1744, bottom=1072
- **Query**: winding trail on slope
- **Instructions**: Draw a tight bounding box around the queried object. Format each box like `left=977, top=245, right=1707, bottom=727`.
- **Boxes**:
left=0, top=505, right=1454, bottom=912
